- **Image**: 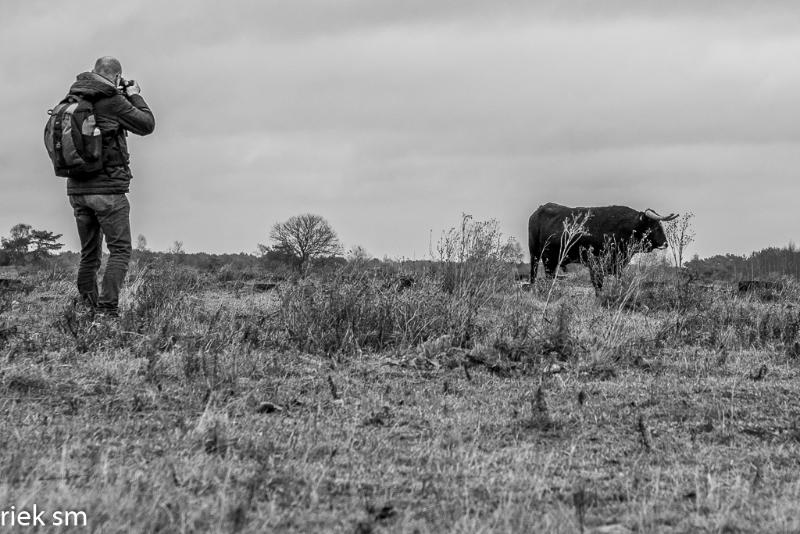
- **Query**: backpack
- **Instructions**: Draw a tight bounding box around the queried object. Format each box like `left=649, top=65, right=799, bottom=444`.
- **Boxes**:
left=44, top=95, right=103, bottom=178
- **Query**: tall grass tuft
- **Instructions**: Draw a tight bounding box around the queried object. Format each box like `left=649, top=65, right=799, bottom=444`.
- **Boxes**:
left=121, top=259, right=204, bottom=334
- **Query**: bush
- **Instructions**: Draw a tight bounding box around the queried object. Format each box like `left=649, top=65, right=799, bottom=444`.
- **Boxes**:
left=651, top=293, right=800, bottom=350
left=274, top=270, right=446, bottom=355
left=273, top=263, right=519, bottom=356
left=434, top=213, right=521, bottom=292
left=599, top=269, right=717, bottom=313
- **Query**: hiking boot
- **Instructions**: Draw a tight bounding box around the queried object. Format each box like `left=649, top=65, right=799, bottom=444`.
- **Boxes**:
left=95, top=306, right=120, bottom=319
left=80, top=292, right=98, bottom=310
left=89, top=311, right=122, bottom=334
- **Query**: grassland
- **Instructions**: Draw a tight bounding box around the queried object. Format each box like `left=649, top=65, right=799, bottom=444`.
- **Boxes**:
left=1, top=260, right=799, bottom=533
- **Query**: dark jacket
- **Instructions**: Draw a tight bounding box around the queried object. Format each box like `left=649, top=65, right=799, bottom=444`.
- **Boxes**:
left=65, top=72, right=155, bottom=195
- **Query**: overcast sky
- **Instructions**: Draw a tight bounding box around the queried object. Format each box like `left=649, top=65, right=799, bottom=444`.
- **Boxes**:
left=3, top=1, right=800, bottom=259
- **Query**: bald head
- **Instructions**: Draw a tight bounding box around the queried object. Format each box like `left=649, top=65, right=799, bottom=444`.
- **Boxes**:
left=93, top=56, right=122, bottom=81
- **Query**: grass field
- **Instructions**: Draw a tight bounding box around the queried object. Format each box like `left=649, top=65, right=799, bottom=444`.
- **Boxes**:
left=1, top=260, right=799, bottom=533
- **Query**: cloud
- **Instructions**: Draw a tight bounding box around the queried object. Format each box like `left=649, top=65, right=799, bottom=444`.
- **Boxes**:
left=3, top=2, right=800, bottom=258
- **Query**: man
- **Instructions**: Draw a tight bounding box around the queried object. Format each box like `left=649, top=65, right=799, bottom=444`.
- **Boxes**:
left=65, top=56, right=155, bottom=317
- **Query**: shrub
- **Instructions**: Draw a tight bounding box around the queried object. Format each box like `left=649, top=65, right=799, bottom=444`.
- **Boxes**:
left=274, top=270, right=444, bottom=355
left=273, top=263, right=518, bottom=356
left=434, top=213, right=521, bottom=292
left=668, top=298, right=800, bottom=350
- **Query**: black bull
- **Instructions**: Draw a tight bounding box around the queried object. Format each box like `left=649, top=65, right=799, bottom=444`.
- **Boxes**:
left=528, top=203, right=677, bottom=291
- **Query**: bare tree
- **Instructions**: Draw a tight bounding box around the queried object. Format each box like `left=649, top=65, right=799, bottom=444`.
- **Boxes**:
left=663, top=212, right=695, bottom=269
left=136, top=234, right=148, bottom=252
left=347, top=245, right=371, bottom=262
left=269, top=214, right=342, bottom=275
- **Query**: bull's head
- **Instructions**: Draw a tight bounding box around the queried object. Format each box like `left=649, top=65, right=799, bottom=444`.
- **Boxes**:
left=636, top=209, right=678, bottom=251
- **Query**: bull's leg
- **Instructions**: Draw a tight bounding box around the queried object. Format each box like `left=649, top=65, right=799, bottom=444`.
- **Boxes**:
left=588, top=266, right=604, bottom=295
left=530, top=258, right=539, bottom=283
left=529, top=238, right=540, bottom=283
left=542, top=252, right=559, bottom=278
left=609, top=252, right=622, bottom=279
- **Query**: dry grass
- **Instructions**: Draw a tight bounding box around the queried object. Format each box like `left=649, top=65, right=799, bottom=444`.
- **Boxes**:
left=1, top=261, right=799, bottom=533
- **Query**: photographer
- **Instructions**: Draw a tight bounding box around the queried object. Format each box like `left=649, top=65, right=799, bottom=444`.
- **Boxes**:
left=64, top=56, right=155, bottom=318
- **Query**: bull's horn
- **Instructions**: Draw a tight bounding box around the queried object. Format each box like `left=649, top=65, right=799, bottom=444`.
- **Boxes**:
left=644, top=209, right=678, bottom=222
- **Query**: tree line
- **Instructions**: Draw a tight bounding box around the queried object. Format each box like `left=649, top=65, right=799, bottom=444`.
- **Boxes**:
left=0, top=215, right=346, bottom=277
left=686, top=243, right=800, bottom=281
left=3, top=216, right=797, bottom=283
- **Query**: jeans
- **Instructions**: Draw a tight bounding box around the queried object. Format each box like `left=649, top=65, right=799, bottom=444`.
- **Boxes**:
left=69, top=194, right=132, bottom=314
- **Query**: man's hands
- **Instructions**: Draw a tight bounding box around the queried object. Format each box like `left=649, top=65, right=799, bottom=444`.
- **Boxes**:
left=125, top=80, right=141, bottom=97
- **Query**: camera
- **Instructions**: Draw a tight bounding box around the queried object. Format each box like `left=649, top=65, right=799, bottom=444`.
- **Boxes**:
left=118, top=78, right=135, bottom=89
